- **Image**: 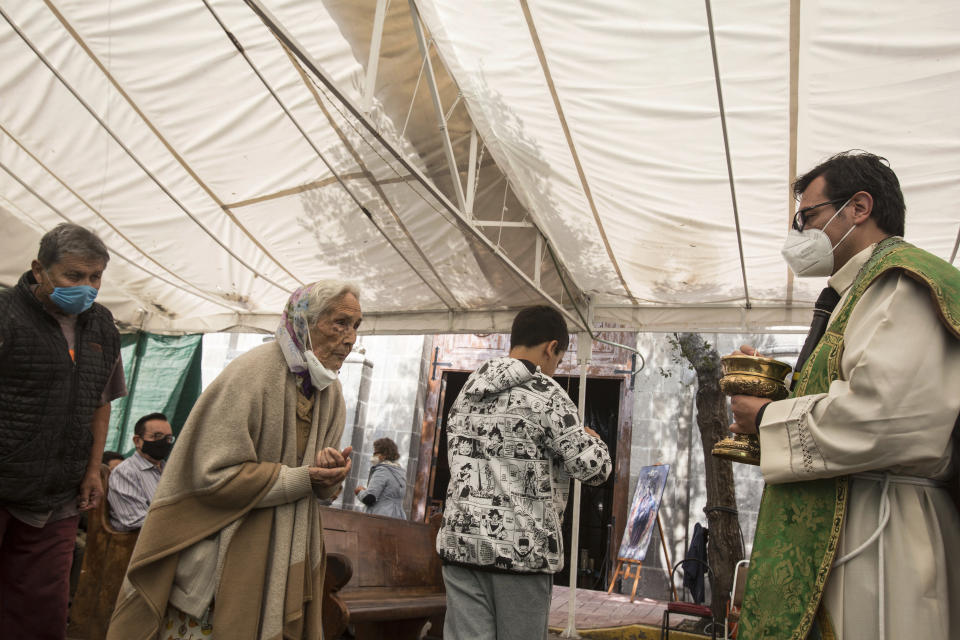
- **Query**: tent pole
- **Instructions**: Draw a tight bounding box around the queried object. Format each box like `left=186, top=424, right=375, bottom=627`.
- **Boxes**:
left=465, top=126, right=478, bottom=217
left=242, top=0, right=590, bottom=333
left=535, top=234, right=543, bottom=288
left=517, top=0, right=636, bottom=305
left=786, top=0, right=801, bottom=306
left=205, top=0, right=463, bottom=310
left=562, top=330, right=592, bottom=638
left=362, top=0, right=389, bottom=114
left=407, top=0, right=468, bottom=213
left=117, top=332, right=147, bottom=453
left=703, top=0, right=751, bottom=309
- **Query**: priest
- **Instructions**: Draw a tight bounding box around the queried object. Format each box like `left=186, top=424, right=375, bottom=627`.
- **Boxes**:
left=729, top=151, right=960, bottom=640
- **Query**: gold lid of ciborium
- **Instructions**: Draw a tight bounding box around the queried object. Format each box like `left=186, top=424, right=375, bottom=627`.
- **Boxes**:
left=712, top=354, right=792, bottom=465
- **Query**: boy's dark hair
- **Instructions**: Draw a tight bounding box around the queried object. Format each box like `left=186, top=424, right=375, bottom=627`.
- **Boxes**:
left=510, top=305, right=569, bottom=352
left=102, top=450, right=124, bottom=465
left=793, top=150, right=905, bottom=237
left=373, top=437, right=400, bottom=461
left=134, top=412, right=169, bottom=438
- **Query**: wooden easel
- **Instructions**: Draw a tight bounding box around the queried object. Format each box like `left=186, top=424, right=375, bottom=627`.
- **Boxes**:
left=607, top=512, right=677, bottom=602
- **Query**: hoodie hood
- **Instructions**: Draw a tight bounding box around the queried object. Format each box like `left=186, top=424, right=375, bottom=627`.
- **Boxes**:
left=461, top=357, right=536, bottom=398
left=370, top=460, right=406, bottom=485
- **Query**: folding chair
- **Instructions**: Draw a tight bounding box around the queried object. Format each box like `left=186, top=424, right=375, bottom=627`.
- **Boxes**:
left=660, top=558, right=716, bottom=640
left=724, top=560, right=749, bottom=639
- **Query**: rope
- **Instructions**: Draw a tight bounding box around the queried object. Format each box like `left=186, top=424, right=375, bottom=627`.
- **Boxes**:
left=702, top=505, right=738, bottom=515
left=703, top=504, right=745, bottom=557
left=832, top=473, right=891, bottom=640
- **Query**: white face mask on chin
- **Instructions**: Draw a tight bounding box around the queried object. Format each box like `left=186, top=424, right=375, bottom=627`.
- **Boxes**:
left=781, top=199, right=856, bottom=277
left=303, top=350, right=337, bottom=391
left=304, top=331, right=338, bottom=392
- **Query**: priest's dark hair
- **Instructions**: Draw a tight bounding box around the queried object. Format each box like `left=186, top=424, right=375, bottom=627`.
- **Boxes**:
left=793, top=150, right=905, bottom=237
left=510, top=305, right=570, bottom=352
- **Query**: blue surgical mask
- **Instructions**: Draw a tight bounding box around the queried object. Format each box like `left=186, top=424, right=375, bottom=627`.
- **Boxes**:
left=49, top=285, right=98, bottom=315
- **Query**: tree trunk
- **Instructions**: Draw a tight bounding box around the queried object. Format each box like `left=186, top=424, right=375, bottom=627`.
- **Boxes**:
left=676, top=333, right=743, bottom=621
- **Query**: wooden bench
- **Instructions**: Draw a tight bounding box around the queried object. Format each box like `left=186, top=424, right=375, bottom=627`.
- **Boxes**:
left=321, top=507, right=446, bottom=640
left=67, top=464, right=139, bottom=640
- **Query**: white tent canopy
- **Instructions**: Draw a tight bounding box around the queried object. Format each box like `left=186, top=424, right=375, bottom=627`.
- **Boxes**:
left=2, top=0, right=958, bottom=335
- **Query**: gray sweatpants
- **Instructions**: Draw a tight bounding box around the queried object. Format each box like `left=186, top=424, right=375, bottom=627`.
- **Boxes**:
left=442, top=564, right=553, bottom=640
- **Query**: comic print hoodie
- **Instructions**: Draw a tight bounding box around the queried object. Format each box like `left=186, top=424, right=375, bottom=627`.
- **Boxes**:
left=436, top=356, right=612, bottom=574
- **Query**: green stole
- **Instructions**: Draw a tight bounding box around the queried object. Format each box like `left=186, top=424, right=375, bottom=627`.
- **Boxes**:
left=739, top=238, right=960, bottom=640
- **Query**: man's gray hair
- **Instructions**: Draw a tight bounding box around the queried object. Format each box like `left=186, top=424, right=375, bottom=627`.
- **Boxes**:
left=304, top=280, right=361, bottom=325
left=37, top=223, right=110, bottom=268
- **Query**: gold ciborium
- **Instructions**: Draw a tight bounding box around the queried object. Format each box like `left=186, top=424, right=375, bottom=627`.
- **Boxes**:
left=712, top=354, right=792, bottom=465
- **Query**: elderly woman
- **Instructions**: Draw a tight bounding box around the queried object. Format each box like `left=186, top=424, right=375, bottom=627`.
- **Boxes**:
left=108, top=281, right=361, bottom=640
left=354, top=437, right=407, bottom=519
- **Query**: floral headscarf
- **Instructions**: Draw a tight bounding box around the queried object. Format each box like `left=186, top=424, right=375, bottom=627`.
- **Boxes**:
left=276, top=285, right=316, bottom=396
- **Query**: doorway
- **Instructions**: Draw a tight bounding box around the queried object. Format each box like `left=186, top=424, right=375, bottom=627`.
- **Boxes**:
left=553, top=376, right=620, bottom=590
left=427, top=370, right=470, bottom=514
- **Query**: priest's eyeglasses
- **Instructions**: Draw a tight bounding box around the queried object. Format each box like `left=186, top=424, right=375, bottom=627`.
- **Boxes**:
left=792, top=198, right=849, bottom=232
left=145, top=433, right=176, bottom=444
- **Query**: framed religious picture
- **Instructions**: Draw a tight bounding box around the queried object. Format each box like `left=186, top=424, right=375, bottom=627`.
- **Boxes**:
left=617, top=464, right=670, bottom=562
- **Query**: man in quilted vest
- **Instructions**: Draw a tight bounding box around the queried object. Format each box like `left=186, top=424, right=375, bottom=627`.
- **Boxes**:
left=728, top=152, right=960, bottom=640
left=0, top=223, right=125, bottom=640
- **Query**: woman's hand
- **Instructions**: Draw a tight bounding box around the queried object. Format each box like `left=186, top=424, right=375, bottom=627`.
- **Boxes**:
left=309, top=446, right=353, bottom=487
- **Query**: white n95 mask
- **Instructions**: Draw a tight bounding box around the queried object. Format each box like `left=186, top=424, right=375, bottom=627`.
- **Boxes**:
left=781, top=199, right=855, bottom=277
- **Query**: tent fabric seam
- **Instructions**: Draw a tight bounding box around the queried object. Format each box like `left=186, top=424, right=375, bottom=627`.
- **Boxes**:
left=0, top=123, right=244, bottom=314
left=0, top=3, right=294, bottom=294
left=0, top=159, right=239, bottom=317
left=42, top=0, right=303, bottom=290
left=281, top=42, right=461, bottom=309
left=240, top=0, right=590, bottom=332
left=518, top=0, right=637, bottom=305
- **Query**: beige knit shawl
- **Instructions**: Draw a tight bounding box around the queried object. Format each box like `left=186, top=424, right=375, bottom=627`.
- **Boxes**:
left=108, top=342, right=345, bottom=640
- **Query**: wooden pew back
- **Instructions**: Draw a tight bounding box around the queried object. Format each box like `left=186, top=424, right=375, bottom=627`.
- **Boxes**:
left=67, top=464, right=138, bottom=640
left=320, top=507, right=445, bottom=638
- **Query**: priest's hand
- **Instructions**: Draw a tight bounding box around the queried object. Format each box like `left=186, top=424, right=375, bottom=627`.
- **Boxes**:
left=309, top=446, right=353, bottom=487
left=728, top=395, right=772, bottom=435
left=732, top=344, right=762, bottom=357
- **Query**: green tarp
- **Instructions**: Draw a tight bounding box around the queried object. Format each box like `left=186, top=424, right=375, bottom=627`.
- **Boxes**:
left=106, top=332, right=202, bottom=456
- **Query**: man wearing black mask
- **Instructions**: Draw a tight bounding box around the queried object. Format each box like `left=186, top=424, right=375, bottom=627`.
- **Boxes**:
left=107, top=413, right=174, bottom=531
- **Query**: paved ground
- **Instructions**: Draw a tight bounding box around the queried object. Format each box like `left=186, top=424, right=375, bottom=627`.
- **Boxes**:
left=547, top=586, right=716, bottom=639
left=70, top=586, right=713, bottom=640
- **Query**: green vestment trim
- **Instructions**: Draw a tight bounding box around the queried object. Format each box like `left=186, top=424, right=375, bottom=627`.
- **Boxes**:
left=739, top=238, right=960, bottom=640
